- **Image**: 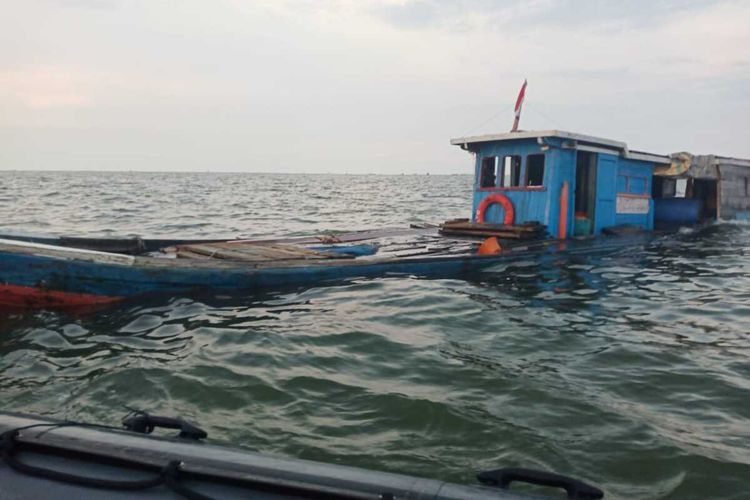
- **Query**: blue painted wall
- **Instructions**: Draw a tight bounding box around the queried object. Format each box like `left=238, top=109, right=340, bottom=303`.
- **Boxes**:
left=594, top=154, right=618, bottom=233
left=471, top=138, right=561, bottom=237
left=470, top=138, right=656, bottom=238
left=613, top=157, right=654, bottom=230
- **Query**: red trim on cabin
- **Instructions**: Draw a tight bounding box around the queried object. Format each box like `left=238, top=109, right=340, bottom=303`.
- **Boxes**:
left=616, top=193, right=651, bottom=199
left=0, top=284, right=122, bottom=310
left=477, top=186, right=546, bottom=192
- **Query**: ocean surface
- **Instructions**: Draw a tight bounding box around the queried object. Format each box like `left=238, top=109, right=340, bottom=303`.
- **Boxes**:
left=1, top=171, right=749, bottom=499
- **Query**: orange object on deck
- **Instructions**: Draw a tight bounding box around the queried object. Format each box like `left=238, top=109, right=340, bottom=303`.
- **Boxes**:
left=478, top=237, right=503, bottom=255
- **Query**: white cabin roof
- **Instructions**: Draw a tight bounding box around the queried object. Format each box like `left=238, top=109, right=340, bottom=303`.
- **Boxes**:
left=450, top=129, right=671, bottom=165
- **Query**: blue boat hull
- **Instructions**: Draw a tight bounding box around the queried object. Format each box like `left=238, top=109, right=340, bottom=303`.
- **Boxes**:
left=0, top=232, right=654, bottom=309
left=0, top=246, right=494, bottom=308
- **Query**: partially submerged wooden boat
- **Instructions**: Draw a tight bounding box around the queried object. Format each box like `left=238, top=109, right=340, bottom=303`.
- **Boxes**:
left=0, top=223, right=655, bottom=310
left=0, top=227, right=542, bottom=309
left=2, top=126, right=748, bottom=310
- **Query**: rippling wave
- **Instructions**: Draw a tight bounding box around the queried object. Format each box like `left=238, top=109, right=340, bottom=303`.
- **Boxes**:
left=1, top=172, right=749, bottom=499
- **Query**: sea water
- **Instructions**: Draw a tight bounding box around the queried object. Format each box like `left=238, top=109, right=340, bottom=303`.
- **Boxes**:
left=1, top=171, right=749, bottom=499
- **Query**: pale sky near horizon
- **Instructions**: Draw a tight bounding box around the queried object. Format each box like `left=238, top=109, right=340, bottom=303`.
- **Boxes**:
left=1, top=0, right=749, bottom=173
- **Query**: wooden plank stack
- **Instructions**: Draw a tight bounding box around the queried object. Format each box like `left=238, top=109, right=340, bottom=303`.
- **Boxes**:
left=171, top=242, right=350, bottom=262
left=439, top=219, right=547, bottom=240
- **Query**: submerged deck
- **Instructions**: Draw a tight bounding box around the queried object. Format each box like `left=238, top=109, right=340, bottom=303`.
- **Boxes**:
left=0, top=221, right=553, bottom=268
left=171, top=242, right=348, bottom=262
left=163, top=227, right=482, bottom=265
left=0, top=223, right=552, bottom=273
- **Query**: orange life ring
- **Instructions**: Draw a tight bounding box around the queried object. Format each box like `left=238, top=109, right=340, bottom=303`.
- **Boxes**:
left=476, top=194, right=515, bottom=225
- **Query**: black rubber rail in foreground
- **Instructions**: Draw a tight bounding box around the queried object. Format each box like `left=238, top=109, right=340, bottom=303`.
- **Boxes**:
left=122, top=412, right=207, bottom=440
left=0, top=430, right=213, bottom=500
left=478, top=467, right=604, bottom=500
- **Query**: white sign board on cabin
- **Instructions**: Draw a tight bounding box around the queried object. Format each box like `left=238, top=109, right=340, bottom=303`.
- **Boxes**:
left=616, top=196, right=649, bottom=214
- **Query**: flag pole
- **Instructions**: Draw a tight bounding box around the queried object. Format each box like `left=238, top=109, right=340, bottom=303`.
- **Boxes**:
left=511, top=79, right=527, bottom=132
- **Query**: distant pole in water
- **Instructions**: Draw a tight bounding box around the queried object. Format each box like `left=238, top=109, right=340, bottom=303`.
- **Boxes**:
left=511, top=79, right=527, bottom=132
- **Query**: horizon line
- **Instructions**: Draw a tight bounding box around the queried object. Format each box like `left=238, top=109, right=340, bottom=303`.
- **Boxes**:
left=0, top=169, right=472, bottom=175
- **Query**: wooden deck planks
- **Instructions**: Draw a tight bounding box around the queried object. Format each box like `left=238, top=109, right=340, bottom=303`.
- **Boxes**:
left=174, top=242, right=349, bottom=262
left=439, top=220, right=547, bottom=240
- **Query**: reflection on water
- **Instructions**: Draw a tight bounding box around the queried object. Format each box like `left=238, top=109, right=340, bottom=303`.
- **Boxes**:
left=1, top=172, right=749, bottom=499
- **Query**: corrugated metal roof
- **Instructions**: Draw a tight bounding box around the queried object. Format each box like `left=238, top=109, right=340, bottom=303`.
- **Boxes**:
left=711, top=155, right=750, bottom=168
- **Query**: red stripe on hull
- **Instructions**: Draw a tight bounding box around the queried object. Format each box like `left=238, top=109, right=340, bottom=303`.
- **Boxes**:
left=0, top=284, right=122, bottom=310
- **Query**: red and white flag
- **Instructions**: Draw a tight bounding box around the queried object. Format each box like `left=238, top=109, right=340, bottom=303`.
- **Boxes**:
left=511, top=79, right=527, bottom=132
left=514, top=79, right=527, bottom=118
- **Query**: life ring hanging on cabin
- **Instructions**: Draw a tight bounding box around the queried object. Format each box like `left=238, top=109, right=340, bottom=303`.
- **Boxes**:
left=476, top=194, right=515, bottom=225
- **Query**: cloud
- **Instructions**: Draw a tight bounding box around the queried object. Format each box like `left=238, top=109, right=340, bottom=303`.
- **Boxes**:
left=0, top=68, right=91, bottom=109
left=363, top=0, right=734, bottom=32
left=39, top=0, right=121, bottom=10
left=372, top=1, right=438, bottom=28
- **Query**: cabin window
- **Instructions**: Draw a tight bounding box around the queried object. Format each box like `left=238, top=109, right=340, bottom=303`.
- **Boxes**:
left=526, top=154, right=545, bottom=186
left=659, top=178, right=696, bottom=198
left=662, top=178, right=676, bottom=198
left=501, top=155, right=522, bottom=187
left=480, top=156, right=499, bottom=187
left=618, top=175, right=647, bottom=195
left=675, top=178, right=688, bottom=198
left=618, top=175, right=628, bottom=193
left=745, top=177, right=749, bottom=197
left=630, top=177, right=647, bottom=194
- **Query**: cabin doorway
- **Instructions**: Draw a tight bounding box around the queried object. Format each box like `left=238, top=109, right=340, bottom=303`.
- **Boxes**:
left=574, top=151, right=597, bottom=236
left=693, top=179, right=718, bottom=220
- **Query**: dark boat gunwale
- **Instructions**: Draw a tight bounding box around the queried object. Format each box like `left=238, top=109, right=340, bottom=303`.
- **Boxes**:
left=0, top=411, right=556, bottom=500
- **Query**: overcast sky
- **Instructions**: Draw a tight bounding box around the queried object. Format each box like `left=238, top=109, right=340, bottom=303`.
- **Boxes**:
left=1, top=0, right=748, bottom=173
